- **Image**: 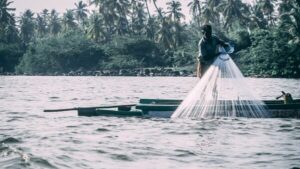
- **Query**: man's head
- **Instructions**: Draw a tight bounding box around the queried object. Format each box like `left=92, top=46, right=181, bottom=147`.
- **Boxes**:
left=201, top=24, right=212, bottom=39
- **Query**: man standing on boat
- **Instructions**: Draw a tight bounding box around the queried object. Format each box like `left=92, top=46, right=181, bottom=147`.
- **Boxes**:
left=197, top=24, right=230, bottom=78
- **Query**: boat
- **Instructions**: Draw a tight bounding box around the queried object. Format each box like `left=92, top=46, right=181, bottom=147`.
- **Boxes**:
left=76, top=98, right=300, bottom=118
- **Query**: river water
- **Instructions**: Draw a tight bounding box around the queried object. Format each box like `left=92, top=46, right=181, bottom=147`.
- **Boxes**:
left=0, top=76, right=299, bottom=169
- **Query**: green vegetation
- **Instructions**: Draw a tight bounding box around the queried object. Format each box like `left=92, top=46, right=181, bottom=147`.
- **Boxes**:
left=236, top=29, right=300, bottom=77
left=0, top=0, right=299, bottom=77
left=16, top=31, right=106, bottom=74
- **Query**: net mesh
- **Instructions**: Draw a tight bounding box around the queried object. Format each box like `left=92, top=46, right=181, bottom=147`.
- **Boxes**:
left=171, top=50, right=270, bottom=119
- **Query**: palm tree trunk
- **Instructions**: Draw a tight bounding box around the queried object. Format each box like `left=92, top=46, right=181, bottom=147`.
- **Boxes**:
left=197, top=2, right=201, bottom=27
left=153, top=0, right=163, bottom=20
left=144, top=0, right=152, bottom=19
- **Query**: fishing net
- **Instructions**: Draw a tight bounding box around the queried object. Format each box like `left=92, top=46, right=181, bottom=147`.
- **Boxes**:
left=172, top=48, right=270, bottom=119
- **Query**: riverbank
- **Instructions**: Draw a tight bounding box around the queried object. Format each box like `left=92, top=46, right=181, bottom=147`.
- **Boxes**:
left=1, top=70, right=299, bottom=78
left=0, top=67, right=195, bottom=77
left=1, top=66, right=299, bottom=78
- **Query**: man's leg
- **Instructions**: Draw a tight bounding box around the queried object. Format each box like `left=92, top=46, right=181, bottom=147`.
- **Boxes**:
left=197, top=62, right=201, bottom=78
left=201, top=63, right=209, bottom=77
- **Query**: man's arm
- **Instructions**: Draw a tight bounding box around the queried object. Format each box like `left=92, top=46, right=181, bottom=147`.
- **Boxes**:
left=213, top=36, right=232, bottom=57
left=214, top=36, right=229, bottom=49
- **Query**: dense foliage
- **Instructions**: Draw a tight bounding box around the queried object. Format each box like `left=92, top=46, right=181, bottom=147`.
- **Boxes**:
left=0, top=0, right=299, bottom=77
left=0, top=43, right=23, bottom=72
left=236, top=29, right=300, bottom=77
left=16, top=32, right=106, bottom=74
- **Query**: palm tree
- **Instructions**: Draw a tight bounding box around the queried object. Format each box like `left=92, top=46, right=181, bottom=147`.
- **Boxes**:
left=208, top=0, right=222, bottom=25
left=208, top=0, right=222, bottom=9
left=19, top=10, right=35, bottom=44
left=156, top=7, right=166, bottom=18
left=142, top=0, right=155, bottom=39
left=0, top=0, right=17, bottom=43
left=167, top=0, right=185, bottom=23
left=41, top=9, right=49, bottom=33
left=147, top=0, right=163, bottom=20
left=62, top=10, right=77, bottom=31
left=41, top=9, right=49, bottom=21
left=278, top=0, right=293, bottom=28
left=145, top=17, right=156, bottom=40
left=90, top=0, right=113, bottom=35
left=248, top=3, right=267, bottom=30
left=218, top=0, right=250, bottom=31
left=188, top=0, right=202, bottom=27
left=87, top=12, right=104, bottom=42
left=74, top=1, right=88, bottom=28
left=130, top=0, right=138, bottom=33
left=172, top=22, right=186, bottom=48
left=201, top=1, right=215, bottom=24
left=145, top=0, right=171, bottom=48
left=89, top=0, right=103, bottom=8
left=36, top=14, right=47, bottom=37
left=166, top=0, right=185, bottom=48
left=132, top=2, right=147, bottom=35
left=280, top=0, right=300, bottom=44
left=143, top=0, right=152, bottom=19
left=156, top=20, right=172, bottom=49
left=0, top=0, right=15, bottom=25
left=49, top=9, right=61, bottom=35
left=90, top=0, right=129, bottom=36
left=279, top=0, right=293, bottom=14
left=257, top=0, right=276, bottom=27
left=112, top=0, right=130, bottom=35
left=3, top=13, right=18, bottom=43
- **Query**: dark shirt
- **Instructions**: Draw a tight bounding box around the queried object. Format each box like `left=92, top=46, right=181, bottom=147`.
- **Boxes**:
left=198, top=35, right=226, bottom=64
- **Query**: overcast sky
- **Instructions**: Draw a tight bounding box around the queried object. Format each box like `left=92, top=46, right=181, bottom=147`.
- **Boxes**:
left=11, top=0, right=254, bottom=21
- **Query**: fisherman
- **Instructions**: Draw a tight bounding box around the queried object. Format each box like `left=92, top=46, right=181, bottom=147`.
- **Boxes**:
left=276, top=91, right=293, bottom=104
left=197, top=24, right=230, bottom=78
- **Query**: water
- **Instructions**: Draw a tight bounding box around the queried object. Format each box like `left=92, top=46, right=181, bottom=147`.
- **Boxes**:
left=172, top=53, right=269, bottom=119
left=0, top=76, right=300, bottom=169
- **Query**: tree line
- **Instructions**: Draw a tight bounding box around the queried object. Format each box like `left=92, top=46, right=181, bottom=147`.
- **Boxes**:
left=0, top=0, right=299, bottom=77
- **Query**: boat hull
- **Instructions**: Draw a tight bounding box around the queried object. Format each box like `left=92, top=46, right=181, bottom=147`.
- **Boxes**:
left=77, top=98, right=300, bottom=118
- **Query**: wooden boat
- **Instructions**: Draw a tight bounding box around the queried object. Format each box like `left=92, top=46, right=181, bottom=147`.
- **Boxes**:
left=76, top=98, right=300, bottom=118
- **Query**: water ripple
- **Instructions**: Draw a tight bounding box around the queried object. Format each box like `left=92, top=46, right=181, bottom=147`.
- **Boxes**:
left=96, top=128, right=110, bottom=132
left=30, top=157, right=58, bottom=169
left=110, top=154, right=133, bottom=161
left=0, top=76, right=299, bottom=169
left=174, top=149, right=198, bottom=157
left=0, top=137, right=21, bottom=144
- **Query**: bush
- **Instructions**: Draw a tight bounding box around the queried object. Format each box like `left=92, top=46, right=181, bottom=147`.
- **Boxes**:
left=101, top=35, right=166, bottom=68
left=102, top=55, right=141, bottom=70
left=235, top=29, right=300, bottom=77
left=16, top=31, right=106, bottom=74
left=229, top=30, right=251, bottom=51
left=0, top=43, right=24, bottom=72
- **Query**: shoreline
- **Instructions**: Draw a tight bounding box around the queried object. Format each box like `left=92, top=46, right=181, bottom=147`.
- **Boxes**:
left=0, top=68, right=195, bottom=77
left=1, top=73, right=299, bottom=79
left=1, top=68, right=299, bottom=79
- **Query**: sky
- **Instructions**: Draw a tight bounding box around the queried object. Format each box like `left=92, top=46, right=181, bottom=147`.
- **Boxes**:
left=11, top=0, right=255, bottom=21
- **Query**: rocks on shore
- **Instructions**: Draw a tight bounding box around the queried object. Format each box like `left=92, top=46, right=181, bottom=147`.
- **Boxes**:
left=0, top=68, right=195, bottom=77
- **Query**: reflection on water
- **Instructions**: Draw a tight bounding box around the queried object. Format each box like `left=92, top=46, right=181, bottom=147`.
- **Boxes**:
left=0, top=76, right=299, bottom=169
